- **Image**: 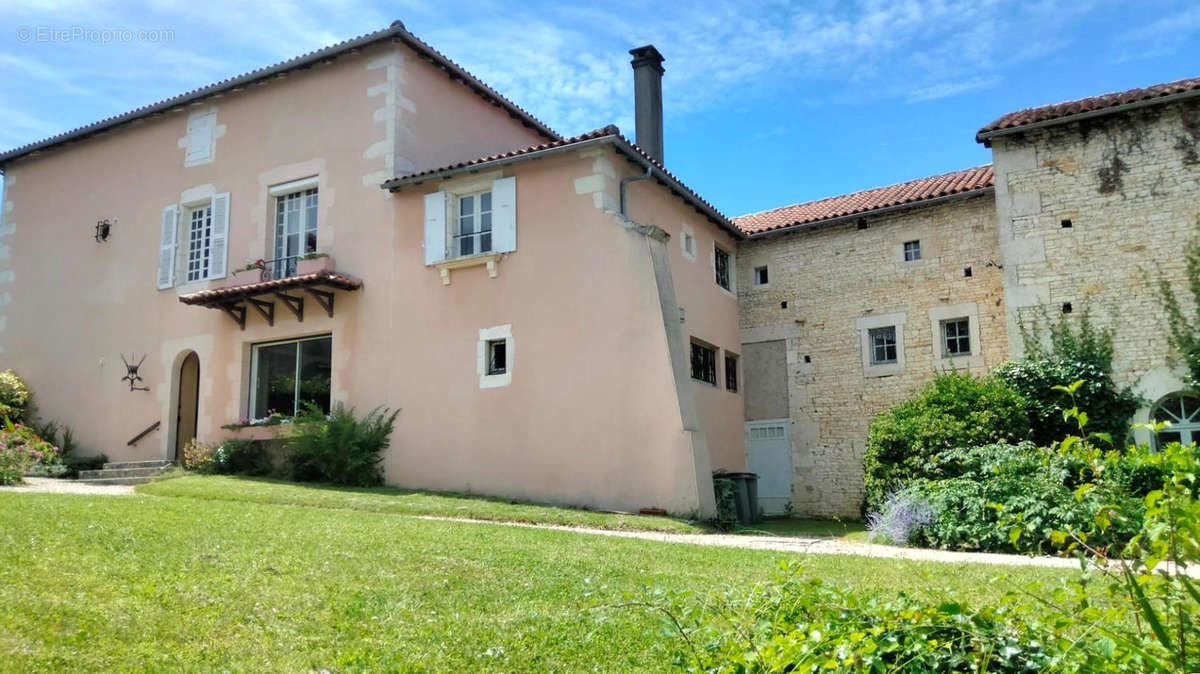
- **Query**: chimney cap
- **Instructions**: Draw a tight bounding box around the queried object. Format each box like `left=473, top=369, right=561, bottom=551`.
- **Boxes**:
left=629, top=45, right=665, bottom=73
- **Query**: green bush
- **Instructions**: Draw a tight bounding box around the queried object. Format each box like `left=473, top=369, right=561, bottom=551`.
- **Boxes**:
left=285, top=403, right=399, bottom=486
left=653, top=562, right=1113, bottom=672
left=0, top=418, right=58, bottom=485
left=710, top=473, right=738, bottom=530
left=995, top=358, right=1140, bottom=447
left=211, top=438, right=273, bottom=476
left=0, top=370, right=31, bottom=423
left=862, top=373, right=1029, bottom=514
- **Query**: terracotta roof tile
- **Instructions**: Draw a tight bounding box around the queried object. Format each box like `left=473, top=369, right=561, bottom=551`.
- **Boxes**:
left=732, top=165, right=994, bottom=235
left=977, top=75, right=1200, bottom=141
left=179, top=270, right=362, bottom=305
left=0, top=21, right=559, bottom=167
left=383, top=125, right=743, bottom=238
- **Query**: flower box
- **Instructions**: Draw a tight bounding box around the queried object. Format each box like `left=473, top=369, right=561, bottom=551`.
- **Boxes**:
left=297, top=256, right=335, bottom=275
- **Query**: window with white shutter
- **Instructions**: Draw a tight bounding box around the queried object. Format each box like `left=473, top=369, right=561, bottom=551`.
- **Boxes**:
left=423, top=191, right=447, bottom=266
left=186, top=112, right=215, bottom=163
left=423, top=176, right=516, bottom=284
left=208, top=192, right=229, bottom=280
left=491, top=176, right=516, bottom=253
left=157, top=204, right=179, bottom=289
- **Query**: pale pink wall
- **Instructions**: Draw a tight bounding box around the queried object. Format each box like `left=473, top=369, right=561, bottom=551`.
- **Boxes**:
left=622, top=176, right=748, bottom=473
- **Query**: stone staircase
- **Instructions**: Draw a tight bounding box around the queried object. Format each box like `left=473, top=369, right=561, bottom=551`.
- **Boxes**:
left=78, top=460, right=174, bottom=486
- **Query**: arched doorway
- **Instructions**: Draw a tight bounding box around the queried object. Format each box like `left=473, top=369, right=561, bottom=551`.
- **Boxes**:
left=175, top=352, right=200, bottom=462
left=1152, top=392, right=1200, bottom=448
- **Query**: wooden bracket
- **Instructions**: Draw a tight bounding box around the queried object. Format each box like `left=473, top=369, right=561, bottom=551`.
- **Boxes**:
left=275, top=292, right=304, bottom=322
left=247, top=298, right=275, bottom=326
left=219, top=302, right=247, bottom=330
left=307, top=288, right=334, bottom=318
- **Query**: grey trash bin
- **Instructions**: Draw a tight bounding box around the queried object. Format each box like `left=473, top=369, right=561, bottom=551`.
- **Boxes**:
left=725, top=472, right=760, bottom=525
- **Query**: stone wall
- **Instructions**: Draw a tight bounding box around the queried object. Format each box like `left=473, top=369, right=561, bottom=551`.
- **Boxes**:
left=991, top=99, right=1200, bottom=417
left=737, top=193, right=1008, bottom=518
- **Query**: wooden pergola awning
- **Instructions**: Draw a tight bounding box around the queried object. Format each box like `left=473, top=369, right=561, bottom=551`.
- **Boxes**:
left=178, top=270, right=362, bottom=330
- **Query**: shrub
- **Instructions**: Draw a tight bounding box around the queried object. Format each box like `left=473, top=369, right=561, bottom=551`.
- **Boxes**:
left=182, top=439, right=217, bottom=473
left=0, top=370, right=31, bottom=423
left=0, top=418, right=59, bottom=485
left=652, top=562, right=1108, bottom=672
left=710, top=473, right=738, bottom=530
left=24, top=420, right=105, bottom=478
left=866, top=487, right=935, bottom=546
left=285, top=403, right=399, bottom=486
left=211, top=438, right=273, bottom=476
left=862, top=373, right=1029, bottom=514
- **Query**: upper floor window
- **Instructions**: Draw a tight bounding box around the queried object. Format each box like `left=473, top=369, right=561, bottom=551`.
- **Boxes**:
left=903, top=240, right=921, bottom=261
left=274, top=188, right=318, bottom=278
left=942, top=318, right=971, bottom=356
left=456, top=190, right=493, bottom=257
left=754, top=265, right=769, bottom=286
left=185, top=204, right=213, bottom=282
left=725, top=352, right=739, bottom=392
left=714, top=246, right=731, bottom=291
left=869, top=326, right=897, bottom=365
left=690, top=340, right=717, bottom=385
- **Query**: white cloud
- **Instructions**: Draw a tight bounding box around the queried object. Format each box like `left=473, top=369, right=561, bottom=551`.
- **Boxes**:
left=907, top=76, right=1000, bottom=103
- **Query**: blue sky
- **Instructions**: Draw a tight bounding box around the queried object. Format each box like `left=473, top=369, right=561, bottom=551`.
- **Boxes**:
left=1, top=1, right=1197, bottom=217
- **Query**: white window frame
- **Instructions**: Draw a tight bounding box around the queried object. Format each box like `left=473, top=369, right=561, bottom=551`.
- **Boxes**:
left=903, top=240, right=921, bottom=262
left=452, top=188, right=494, bottom=259
left=857, top=312, right=906, bottom=377
left=928, top=302, right=983, bottom=371
left=680, top=223, right=697, bottom=261
left=941, top=317, right=972, bottom=357
left=184, top=203, right=214, bottom=282
left=272, top=186, right=319, bottom=279
left=753, top=265, right=770, bottom=287
left=477, top=324, right=513, bottom=389
left=1152, top=392, right=1200, bottom=449
left=868, top=326, right=898, bottom=365
left=248, top=334, right=333, bottom=418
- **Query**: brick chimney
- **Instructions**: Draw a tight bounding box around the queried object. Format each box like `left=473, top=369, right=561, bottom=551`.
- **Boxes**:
left=629, top=45, right=665, bottom=165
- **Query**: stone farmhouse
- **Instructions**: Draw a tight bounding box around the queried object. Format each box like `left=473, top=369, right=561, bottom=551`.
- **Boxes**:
left=1, top=21, right=1197, bottom=519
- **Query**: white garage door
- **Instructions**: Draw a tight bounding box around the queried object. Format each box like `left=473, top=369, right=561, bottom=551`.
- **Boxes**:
left=745, top=420, right=792, bottom=516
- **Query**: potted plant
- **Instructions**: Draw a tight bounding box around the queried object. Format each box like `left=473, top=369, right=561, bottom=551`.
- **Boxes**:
left=297, top=252, right=333, bottom=275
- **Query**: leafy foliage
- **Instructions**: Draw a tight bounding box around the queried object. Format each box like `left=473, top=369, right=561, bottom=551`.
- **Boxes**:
left=0, top=370, right=31, bottom=423
left=711, top=473, right=739, bottom=530
left=212, top=438, right=274, bottom=476
left=652, top=561, right=1109, bottom=673
left=285, top=403, right=399, bottom=486
left=862, top=373, right=1030, bottom=514
left=0, top=417, right=58, bottom=485
left=999, top=312, right=1140, bottom=446
left=1158, top=233, right=1200, bottom=388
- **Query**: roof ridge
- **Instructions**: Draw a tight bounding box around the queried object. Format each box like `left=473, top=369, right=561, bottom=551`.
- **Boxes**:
left=734, top=164, right=993, bottom=220
left=0, top=21, right=561, bottom=166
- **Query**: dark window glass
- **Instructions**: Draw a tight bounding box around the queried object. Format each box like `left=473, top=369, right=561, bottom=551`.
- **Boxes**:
left=252, top=336, right=332, bottom=418
left=943, top=319, right=971, bottom=356
left=755, top=266, right=768, bottom=285
left=714, top=247, right=731, bottom=290
left=904, top=240, right=921, bottom=261
left=690, top=342, right=717, bottom=385
left=487, top=339, right=507, bottom=375
left=725, top=355, right=738, bottom=392
left=869, top=327, right=897, bottom=365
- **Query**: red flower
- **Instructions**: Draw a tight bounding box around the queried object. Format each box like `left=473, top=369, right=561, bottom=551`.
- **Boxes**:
left=255, top=259, right=265, bottom=267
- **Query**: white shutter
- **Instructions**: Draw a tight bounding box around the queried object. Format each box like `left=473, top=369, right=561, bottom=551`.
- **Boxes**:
left=186, top=113, right=215, bottom=163
left=492, top=176, right=516, bottom=253
left=207, top=192, right=230, bottom=279
left=157, top=204, right=179, bottom=289
left=424, top=191, right=448, bottom=265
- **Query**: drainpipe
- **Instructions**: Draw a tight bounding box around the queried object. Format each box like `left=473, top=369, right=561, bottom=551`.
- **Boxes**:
left=620, top=163, right=653, bottom=218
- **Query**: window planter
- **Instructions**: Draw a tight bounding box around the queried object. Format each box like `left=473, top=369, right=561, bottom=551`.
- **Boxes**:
left=297, top=255, right=335, bottom=276
left=222, top=424, right=285, bottom=441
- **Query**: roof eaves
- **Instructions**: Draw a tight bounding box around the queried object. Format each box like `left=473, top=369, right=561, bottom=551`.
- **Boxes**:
left=976, top=85, right=1200, bottom=144
left=744, top=184, right=994, bottom=239
left=0, top=21, right=559, bottom=169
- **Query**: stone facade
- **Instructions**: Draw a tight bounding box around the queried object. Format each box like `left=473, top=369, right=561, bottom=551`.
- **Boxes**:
left=992, top=99, right=1200, bottom=422
left=739, top=95, right=1200, bottom=519
left=738, top=193, right=1008, bottom=518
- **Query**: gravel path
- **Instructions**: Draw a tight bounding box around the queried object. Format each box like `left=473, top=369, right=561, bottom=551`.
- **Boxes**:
left=1, top=476, right=135, bottom=496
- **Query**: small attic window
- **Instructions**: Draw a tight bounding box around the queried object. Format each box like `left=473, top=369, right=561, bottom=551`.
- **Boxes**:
left=1061, top=219, right=1073, bottom=228
left=856, top=218, right=869, bottom=230
left=1062, top=302, right=1073, bottom=314
left=964, top=267, right=973, bottom=278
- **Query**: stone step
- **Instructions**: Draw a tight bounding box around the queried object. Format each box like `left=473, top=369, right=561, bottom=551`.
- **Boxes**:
left=102, top=460, right=172, bottom=471
left=76, top=476, right=159, bottom=486
left=78, top=466, right=172, bottom=480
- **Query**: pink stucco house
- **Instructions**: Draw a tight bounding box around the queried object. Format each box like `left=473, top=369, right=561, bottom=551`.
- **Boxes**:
left=0, top=22, right=747, bottom=517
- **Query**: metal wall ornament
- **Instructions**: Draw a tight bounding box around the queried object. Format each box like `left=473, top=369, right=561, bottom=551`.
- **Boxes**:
left=95, top=218, right=114, bottom=242
left=121, top=353, right=150, bottom=391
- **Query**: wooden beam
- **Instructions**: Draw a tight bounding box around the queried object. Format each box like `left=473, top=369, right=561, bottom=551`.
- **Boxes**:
left=307, top=288, right=335, bottom=318
left=218, top=302, right=247, bottom=330
left=275, top=292, right=303, bottom=321
left=247, top=297, right=275, bottom=326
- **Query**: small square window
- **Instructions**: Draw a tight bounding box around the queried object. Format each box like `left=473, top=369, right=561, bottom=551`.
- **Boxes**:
left=754, top=265, right=769, bottom=286
left=486, top=339, right=507, bottom=375
left=942, top=318, right=971, bottom=356
left=690, top=341, right=717, bottom=385
left=725, top=353, right=739, bottom=392
left=869, top=326, right=897, bottom=365
left=714, top=246, right=731, bottom=291
left=903, top=240, right=921, bottom=262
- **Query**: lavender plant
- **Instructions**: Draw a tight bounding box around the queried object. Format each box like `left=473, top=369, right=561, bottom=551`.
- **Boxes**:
left=866, top=487, right=936, bottom=546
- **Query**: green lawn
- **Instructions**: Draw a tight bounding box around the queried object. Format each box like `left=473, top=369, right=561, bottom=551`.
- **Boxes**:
left=2, top=484, right=1082, bottom=671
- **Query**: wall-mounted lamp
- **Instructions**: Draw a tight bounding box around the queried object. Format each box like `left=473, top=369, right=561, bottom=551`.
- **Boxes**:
left=95, top=218, right=115, bottom=242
